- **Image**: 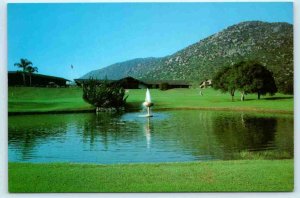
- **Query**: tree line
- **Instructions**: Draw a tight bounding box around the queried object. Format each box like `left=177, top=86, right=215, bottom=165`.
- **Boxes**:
left=212, top=61, right=277, bottom=101
left=14, top=58, right=38, bottom=86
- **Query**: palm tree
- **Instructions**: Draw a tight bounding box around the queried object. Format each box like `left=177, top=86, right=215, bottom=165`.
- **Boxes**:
left=26, top=66, right=38, bottom=86
left=14, top=59, right=33, bottom=86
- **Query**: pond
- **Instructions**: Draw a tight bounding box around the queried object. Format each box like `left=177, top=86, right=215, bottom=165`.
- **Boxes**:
left=8, top=110, right=293, bottom=164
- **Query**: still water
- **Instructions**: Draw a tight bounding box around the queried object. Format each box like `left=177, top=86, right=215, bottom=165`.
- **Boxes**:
left=8, top=110, right=293, bottom=164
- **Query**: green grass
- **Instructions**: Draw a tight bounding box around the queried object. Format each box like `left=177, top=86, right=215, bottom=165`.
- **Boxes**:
left=237, top=150, right=293, bottom=160
left=8, top=87, right=293, bottom=113
left=127, top=88, right=293, bottom=112
left=8, top=160, right=293, bottom=192
left=8, top=87, right=93, bottom=113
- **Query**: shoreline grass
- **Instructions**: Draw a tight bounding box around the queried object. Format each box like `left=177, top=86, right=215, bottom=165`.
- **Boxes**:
left=8, top=87, right=293, bottom=114
left=9, top=159, right=294, bottom=192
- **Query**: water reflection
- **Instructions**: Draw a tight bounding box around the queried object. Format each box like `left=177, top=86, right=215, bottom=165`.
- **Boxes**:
left=8, top=110, right=293, bottom=163
left=8, top=115, right=69, bottom=160
left=144, top=118, right=151, bottom=149
left=212, top=114, right=278, bottom=159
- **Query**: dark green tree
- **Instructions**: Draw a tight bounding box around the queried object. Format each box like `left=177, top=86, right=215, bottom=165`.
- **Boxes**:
left=213, top=61, right=277, bottom=101
left=82, top=79, right=128, bottom=111
left=14, top=58, right=33, bottom=86
left=212, top=66, right=237, bottom=101
left=275, top=69, right=293, bottom=95
left=26, top=66, right=38, bottom=86
left=235, top=62, right=277, bottom=100
left=231, top=62, right=249, bottom=101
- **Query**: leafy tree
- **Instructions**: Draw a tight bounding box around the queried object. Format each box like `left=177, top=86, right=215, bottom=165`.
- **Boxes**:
left=26, top=66, right=38, bottom=86
left=275, top=70, right=293, bottom=95
left=212, top=66, right=237, bottom=101
left=213, top=61, right=277, bottom=101
left=14, top=58, right=33, bottom=86
left=279, top=78, right=293, bottom=95
left=231, top=62, right=249, bottom=101
left=82, top=79, right=128, bottom=111
left=235, top=62, right=277, bottom=100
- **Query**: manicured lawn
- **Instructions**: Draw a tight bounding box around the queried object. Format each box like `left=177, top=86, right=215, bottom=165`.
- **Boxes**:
left=8, top=87, right=93, bottom=113
left=127, top=88, right=293, bottom=112
left=8, top=160, right=293, bottom=192
left=8, top=87, right=293, bottom=113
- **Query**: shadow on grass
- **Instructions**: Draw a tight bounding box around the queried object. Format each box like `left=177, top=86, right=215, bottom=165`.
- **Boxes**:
left=243, top=96, right=293, bottom=101
left=263, top=96, right=293, bottom=100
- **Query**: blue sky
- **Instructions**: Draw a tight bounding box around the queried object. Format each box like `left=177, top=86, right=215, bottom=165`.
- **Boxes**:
left=8, top=2, right=293, bottom=80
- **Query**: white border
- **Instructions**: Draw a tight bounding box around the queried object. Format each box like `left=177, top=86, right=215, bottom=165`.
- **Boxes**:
left=1, top=0, right=299, bottom=198
left=3, top=0, right=296, bottom=2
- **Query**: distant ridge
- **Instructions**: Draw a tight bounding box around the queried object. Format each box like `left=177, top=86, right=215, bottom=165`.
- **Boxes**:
left=81, top=21, right=293, bottom=92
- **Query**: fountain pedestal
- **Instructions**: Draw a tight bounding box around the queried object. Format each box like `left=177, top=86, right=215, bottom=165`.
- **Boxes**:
left=142, top=102, right=153, bottom=117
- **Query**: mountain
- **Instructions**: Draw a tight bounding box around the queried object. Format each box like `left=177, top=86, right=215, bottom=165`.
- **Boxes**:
left=81, top=57, right=162, bottom=80
left=81, top=21, right=293, bottom=93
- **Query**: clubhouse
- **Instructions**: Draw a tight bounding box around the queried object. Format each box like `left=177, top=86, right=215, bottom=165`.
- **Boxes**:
left=74, top=76, right=191, bottom=89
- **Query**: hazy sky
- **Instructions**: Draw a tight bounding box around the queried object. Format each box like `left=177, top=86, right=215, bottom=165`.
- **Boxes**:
left=8, top=2, right=293, bottom=80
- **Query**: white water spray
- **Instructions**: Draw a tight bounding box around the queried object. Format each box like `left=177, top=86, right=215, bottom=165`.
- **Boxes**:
left=141, top=88, right=154, bottom=117
left=145, top=88, right=151, bottom=103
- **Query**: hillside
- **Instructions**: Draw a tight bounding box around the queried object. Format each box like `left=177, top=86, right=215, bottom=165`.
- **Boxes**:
left=82, top=57, right=162, bottom=80
left=81, top=21, right=293, bottom=93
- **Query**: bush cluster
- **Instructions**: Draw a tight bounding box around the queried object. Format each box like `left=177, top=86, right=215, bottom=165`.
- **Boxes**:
left=82, top=79, right=127, bottom=111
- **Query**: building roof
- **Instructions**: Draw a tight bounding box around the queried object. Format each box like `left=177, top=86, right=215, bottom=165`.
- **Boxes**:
left=8, top=71, right=70, bottom=81
left=141, top=80, right=190, bottom=86
left=74, top=78, right=115, bottom=84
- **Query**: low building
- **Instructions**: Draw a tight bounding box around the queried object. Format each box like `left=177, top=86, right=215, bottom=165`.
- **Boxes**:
left=74, top=77, right=147, bottom=89
left=142, top=80, right=191, bottom=89
left=75, top=77, right=191, bottom=89
left=74, top=79, right=115, bottom=86
left=112, top=77, right=148, bottom=89
left=8, top=71, right=70, bottom=87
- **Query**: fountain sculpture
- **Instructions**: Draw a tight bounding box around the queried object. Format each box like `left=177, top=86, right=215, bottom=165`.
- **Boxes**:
left=142, top=88, right=154, bottom=117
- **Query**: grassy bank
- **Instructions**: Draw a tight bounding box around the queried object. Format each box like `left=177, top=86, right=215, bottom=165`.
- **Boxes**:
left=127, top=88, right=293, bottom=113
left=8, top=87, right=93, bottom=113
left=9, top=160, right=293, bottom=192
left=8, top=87, right=293, bottom=113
